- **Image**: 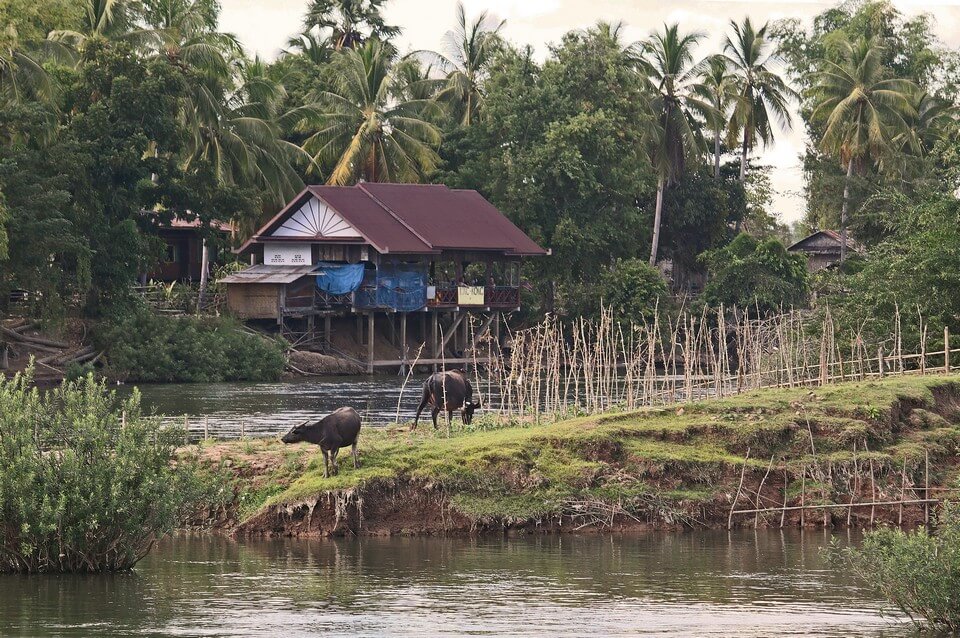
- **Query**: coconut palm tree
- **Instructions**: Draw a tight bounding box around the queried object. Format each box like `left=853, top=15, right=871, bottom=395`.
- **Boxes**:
left=300, top=39, right=442, bottom=185
left=809, top=36, right=917, bottom=263
left=0, top=27, right=56, bottom=106
left=48, top=0, right=157, bottom=50
left=694, top=55, right=738, bottom=180
left=143, top=0, right=239, bottom=77
left=424, top=2, right=504, bottom=126
left=303, top=0, right=399, bottom=50
left=641, top=23, right=714, bottom=266
left=723, top=18, right=796, bottom=182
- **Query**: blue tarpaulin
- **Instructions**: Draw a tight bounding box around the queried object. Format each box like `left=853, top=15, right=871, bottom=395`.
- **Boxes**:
left=354, top=263, right=428, bottom=311
left=315, top=261, right=364, bottom=295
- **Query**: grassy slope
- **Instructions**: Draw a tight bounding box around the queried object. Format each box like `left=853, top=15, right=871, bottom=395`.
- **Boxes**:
left=210, top=375, right=960, bottom=527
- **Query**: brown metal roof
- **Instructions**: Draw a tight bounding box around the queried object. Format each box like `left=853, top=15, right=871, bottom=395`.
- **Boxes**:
left=237, top=183, right=547, bottom=256
left=218, top=264, right=318, bottom=284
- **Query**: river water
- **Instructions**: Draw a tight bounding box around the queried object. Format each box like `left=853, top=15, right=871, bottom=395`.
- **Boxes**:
left=131, top=376, right=495, bottom=439
left=0, top=530, right=914, bottom=637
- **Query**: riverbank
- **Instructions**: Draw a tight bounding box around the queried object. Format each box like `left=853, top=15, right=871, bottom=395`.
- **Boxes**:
left=190, top=375, right=960, bottom=537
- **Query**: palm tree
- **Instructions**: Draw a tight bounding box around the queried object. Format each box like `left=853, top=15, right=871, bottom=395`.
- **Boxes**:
left=723, top=18, right=796, bottom=182
left=424, top=2, right=504, bottom=126
left=300, top=39, right=442, bottom=185
left=641, top=24, right=713, bottom=266
left=303, top=0, right=399, bottom=50
left=0, top=26, right=56, bottom=106
left=694, top=55, right=738, bottom=179
left=143, top=0, right=239, bottom=77
left=809, top=36, right=917, bottom=263
left=48, top=0, right=157, bottom=50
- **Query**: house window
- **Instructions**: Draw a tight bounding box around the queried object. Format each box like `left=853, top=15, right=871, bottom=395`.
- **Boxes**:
left=164, top=243, right=180, bottom=263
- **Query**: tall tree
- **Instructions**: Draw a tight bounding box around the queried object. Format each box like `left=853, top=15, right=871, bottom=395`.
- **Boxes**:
left=301, top=39, right=442, bottom=185
left=694, top=55, right=738, bottom=180
left=302, top=0, right=399, bottom=50
left=48, top=0, right=157, bottom=50
left=641, top=23, right=712, bottom=266
left=808, top=36, right=917, bottom=263
left=723, top=18, right=795, bottom=182
left=425, top=2, right=505, bottom=126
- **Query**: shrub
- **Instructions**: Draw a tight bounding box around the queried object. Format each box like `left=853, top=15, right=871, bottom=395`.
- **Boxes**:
left=595, top=259, right=669, bottom=321
left=701, top=233, right=809, bottom=314
left=94, top=305, right=286, bottom=382
left=0, top=370, right=198, bottom=572
left=834, top=504, right=960, bottom=631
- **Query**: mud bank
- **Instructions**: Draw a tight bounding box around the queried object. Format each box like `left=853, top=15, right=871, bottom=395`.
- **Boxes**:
left=190, top=375, right=960, bottom=537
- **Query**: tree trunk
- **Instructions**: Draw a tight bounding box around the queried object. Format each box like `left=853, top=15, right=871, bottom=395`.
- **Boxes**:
left=739, top=131, right=748, bottom=181
left=714, top=127, right=721, bottom=180
left=197, top=238, right=210, bottom=312
left=840, top=159, right=854, bottom=266
left=649, top=178, right=665, bottom=267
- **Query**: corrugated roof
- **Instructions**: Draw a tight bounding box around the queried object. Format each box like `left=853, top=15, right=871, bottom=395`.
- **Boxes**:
left=219, top=264, right=318, bottom=284
left=237, top=183, right=547, bottom=256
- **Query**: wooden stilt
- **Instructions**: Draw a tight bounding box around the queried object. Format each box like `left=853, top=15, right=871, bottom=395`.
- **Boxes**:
left=727, top=448, right=750, bottom=530
left=945, top=327, right=951, bottom=373
left=324, top=315, right=332, bottom=349
left=400, top=312, right=408, bottom=374
left=367, top=313, right=375, bottom=374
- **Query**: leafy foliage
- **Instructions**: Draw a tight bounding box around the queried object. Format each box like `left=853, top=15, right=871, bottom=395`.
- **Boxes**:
left=835, top=503, right=960, bottom=631
left=0, top=370, right=197, bottom=572
left=594, top=259, right=668, bottom=321
left=701, top=233, right=808, bottom=313
left=94, top=305, right=286, bottom=382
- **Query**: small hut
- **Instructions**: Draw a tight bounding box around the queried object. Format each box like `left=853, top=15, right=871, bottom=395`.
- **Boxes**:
left=145, top=217, right=234, bottom=283
left=221, top=183, right=547, bottom=371
left=787, top=230, right=861, bottom=272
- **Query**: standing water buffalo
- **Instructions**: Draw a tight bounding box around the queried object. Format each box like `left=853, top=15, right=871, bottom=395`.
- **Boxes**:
left=414, top=369, right=481, bottom=429
left=281, top=407, right=361, bottom=478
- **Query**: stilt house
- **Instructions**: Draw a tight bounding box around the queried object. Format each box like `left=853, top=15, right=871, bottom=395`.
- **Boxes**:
left=221, top=183, right=547, bottom=371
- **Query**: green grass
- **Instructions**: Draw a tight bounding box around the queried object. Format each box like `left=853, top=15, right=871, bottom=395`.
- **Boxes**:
left=231, top=375, right=960, bottom=526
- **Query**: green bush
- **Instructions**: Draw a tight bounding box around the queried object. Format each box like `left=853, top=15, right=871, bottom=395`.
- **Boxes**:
left=0, top=370, right=196, bottom=572
left=701, top=233, right=809, bottom=314
left=595, top=259, right=669, bottom=322
left=834, top=504, right=960, bottom=631
left=94, top=306, right=286, bottom=383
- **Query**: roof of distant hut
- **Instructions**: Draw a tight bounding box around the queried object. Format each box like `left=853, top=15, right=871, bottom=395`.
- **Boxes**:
left=787, top=230, right=862, bottom=256
left=236, top=183, right=547, bottom=257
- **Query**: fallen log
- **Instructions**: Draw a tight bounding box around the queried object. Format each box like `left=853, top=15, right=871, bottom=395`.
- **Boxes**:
left=0, top=326, right=69, bottom=349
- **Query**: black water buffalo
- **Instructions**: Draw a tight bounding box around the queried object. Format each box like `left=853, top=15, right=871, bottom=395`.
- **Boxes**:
left=413, top=370, right=481, bottom=429
left=281, top=407, right=361, bottom=478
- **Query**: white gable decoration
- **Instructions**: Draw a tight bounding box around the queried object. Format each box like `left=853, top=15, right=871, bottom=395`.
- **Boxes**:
left=272, top=196, right=360, bottom=239
left=264, top=243, right=313, bottom=265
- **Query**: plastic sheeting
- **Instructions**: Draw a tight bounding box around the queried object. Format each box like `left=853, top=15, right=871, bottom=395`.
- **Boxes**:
left=354, top=263, right=428, bottom=311
left=315, top=261, right=365, bottom=295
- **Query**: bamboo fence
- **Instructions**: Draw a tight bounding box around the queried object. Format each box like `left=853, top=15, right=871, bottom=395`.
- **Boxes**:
left=476, top=305, right=958, bottom=423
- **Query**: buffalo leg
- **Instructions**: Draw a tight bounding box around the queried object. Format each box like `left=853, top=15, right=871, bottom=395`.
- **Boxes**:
left=322, top=449, right=330, bottom=478
left=330, top=447, right=340, bottom=475
left=352, top=442, right=359, bottom=468
left=413, top=399, right=428, bottom=430
left=431, top=406, right=440, bottom=428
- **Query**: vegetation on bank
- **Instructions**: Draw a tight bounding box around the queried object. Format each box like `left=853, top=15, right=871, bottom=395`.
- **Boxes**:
left=0, top=370, right=220, bottom=573
left=93, top=305, right=286, bottom=383
left=835, top=504, right=960, bottom=631
left=214, top=375, right=960, bottom=532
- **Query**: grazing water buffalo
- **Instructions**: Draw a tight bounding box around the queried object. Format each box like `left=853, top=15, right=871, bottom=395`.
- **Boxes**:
left=281, top=407, right=361, bottom=478
left=413, top=369, right=481, bottom=429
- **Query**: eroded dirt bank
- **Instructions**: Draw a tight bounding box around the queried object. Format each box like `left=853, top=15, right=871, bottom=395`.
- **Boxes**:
left=187, top=376, right=960, bottom=537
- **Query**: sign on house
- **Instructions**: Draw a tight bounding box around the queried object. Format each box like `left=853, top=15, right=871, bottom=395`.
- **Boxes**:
left=264, top=243, right=312, bottom=265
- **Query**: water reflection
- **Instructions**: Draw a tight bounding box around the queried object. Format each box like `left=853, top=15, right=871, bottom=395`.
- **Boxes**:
left=0, top=531, right=916, bottom=637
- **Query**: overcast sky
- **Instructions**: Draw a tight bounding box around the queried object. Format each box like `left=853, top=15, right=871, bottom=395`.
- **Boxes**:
left=219, top=0, right=960, bottom=224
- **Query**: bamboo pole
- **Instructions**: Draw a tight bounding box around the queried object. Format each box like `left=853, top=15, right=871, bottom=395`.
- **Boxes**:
left=728, top=448, right=751, bottom=530
left=730, top=499, right=938, bottom=517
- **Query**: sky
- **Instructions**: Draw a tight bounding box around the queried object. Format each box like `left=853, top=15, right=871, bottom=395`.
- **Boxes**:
left=219, top=0, right=960, bottom=225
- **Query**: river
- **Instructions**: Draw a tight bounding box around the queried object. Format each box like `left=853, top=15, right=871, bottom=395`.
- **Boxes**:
left=131, top=376, right=496, bottom=439
left=0, top=530, right=913, bottom=637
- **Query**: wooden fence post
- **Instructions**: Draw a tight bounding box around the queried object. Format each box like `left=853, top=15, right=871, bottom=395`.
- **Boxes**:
left=878, top=346, right=885, bottom=379
left=945, top=326, right=951, bottom=373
